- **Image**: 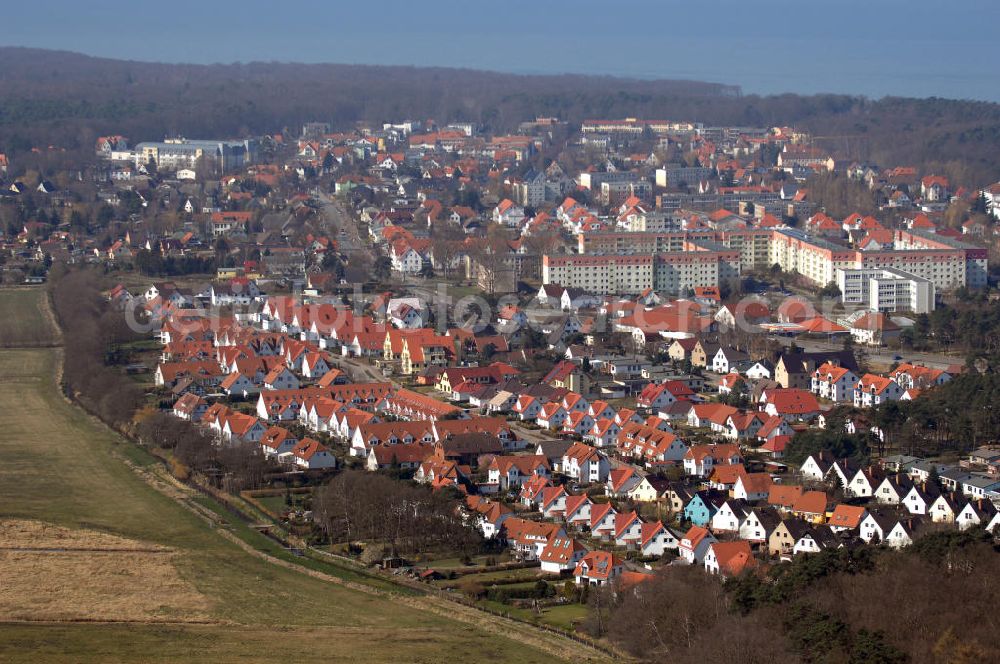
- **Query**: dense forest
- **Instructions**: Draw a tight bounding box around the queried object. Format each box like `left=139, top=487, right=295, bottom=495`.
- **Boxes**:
left=2, top=48, right=1000, bottom=185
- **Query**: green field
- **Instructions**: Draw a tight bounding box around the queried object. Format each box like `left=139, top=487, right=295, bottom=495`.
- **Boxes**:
left=0, top=287, right=57, bottom=346
left=0, top=289, right=599, bottom=663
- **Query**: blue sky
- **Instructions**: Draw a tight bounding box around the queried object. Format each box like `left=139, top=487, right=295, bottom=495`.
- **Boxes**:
left=2, top=0, right=998, bottom=101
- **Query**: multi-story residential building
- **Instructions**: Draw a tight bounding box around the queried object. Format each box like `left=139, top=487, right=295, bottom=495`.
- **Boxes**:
left=655, top=166, right=714, bottom=188
left=768, top=228, right=858, bottom=287
left=571, top=228, right=983, bottom=295
left=581, top=119, right=702, bottom=137
left=891, top=229, right=988, bottom=290
left=135, top=138, right=257, bottom=172
left=511, top=171, right=548, bottom=207
left=542, top=254, right=655, bottom=295
left=543, top=239, right=740, bottom=296
left=810, top=363, right=860, bottom=403
left=836, top=267, right=935, bottom=313
left=599, top=179, right=653, bottom=206
left=854, top=374, right=903, bottom=408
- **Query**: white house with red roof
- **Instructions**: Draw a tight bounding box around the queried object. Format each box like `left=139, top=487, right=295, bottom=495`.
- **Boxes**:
left=586, top=418, right=621, bottom=448
left=539, top=537, right=588, bottom=574
left=220, top=372, right=259, bottom=398
left=561, top=392, right=589, bottom=413
left=222, top=413, right=267, bottom=443
left=849, top=312, right=901, bottom=346
left=639, top=521, right=676, bottom=557
left=300, top=352, right=332, bottom=379
left=890, top=363, right=951, bottom=391
left=487, top=455, right=551, bottom=490
left=172, top=393, right=207, bottom=421
left=683, top=443, right=742, bottom=477
left=854, top=374, right=903, bottom=408
left=920, top=175, right=950, bottom=202
left=637, top=379, right=694, bottom=412
left=761, top=388, right=820, bottom=421
left=283, top=438, right=337, bottom=470
left=493, top=198, right=525, bottom=227
left=723, top=411, right=767, bottom=441
left=810, top=362, right=859, bottom=402
left=263, top=366, right=300, bottom=391
left=613, top=511, right=644, bottom=547
left=538, top=486, right=569, bottom=519
left=588, top=502, right=618, bottom=538
left=705, top=540, right=756, bottom=576
left=519, top=473, right=552, bottom=507
left=606, top=467, right=642, bottom=498
left=562, top=442, right=610, bottom=483
left=718, top=372, right=744, bottom=395
left=563, top=494, right=593, bottom=527
left=573, top=550, right=623, bottom=586
left=562, top=411, right=595, bottom=437
left=260, top=426, right=299, bottom=458
left=733, top=472, right=773, bottom=502
left=678, top=525, right=716, bottom=564
left=587, top=400, right=616, bottom=422
left=512, top=394, right=543, bottom=421
left=537, top=402, right=568, bottom=430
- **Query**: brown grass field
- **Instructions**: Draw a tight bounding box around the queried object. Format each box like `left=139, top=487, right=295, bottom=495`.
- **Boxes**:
left=0, top=289, right=602, bottom=663
left=0, top=519, right=212, bottom=623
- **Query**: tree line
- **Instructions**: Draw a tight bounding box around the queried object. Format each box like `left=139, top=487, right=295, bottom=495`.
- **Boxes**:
left=49, top=266, right=272, bottom=492
left=48, top=266, right=145, bottom=428
left=595, top=530, right=997, bottom=663
left=2, top=48, right=1000, bottom=185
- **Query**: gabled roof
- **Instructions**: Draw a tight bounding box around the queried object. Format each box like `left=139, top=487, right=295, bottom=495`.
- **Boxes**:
left=765, top=388, right=820, bottom=414
left=767, top=484, right=804, bottom=508
left=709, top=463, right=747, bottom=486
left=736, top=472, right=773, bottom=496
left=852, top=312, right=900, bottom=332
left=856, top=373, right=897, bottom=394
left=614, top=511, right=642, bottom=539
left=640, top=521, right=668, bottom=548
left=709, top=540, right=756, bottom=575
left=607, top=467, right=638, bottom=493
left=539, top=537, right=587, bottom=564
left=828, top=504, right=867, bottom=529
left=564, top=494, right=593, bottom=518
left=792, top=490, right=828, bottom=515
left=590, top=502, right=617, bottom=527
left=680, top=524, right=711, bottom=550
left=573, top=550, right=622, bottom=580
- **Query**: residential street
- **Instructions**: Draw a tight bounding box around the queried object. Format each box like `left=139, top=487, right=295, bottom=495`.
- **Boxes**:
left=315, top=190, right=371, bottom=264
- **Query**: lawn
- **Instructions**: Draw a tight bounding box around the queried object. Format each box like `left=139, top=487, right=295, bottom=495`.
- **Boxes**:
left=0, top=291, right=590, bottom=663
left=254, top=489, right=312, bottom=517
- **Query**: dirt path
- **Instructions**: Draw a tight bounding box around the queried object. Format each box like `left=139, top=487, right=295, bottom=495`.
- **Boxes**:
left=138, top=468, right=615, bottom=662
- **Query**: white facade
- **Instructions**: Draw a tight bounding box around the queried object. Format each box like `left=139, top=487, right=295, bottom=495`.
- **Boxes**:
left=836, top=267, right=934, bottom=314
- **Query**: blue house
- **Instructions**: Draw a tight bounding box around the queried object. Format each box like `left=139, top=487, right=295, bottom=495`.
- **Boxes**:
left=683, top=490, right=726, bottom=526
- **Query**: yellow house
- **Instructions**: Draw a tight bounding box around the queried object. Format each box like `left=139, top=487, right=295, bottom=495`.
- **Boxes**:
left=691, top=341, right=719, bottom=368
left=436, top=371, right=456, bottom=394
left=627, top=477, right=660, bottom=503
left=399, top=336, right=451, bottom=376
left=790, top=491, right=829, bottom=525
left=667, top=338, right=698, bottom=363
